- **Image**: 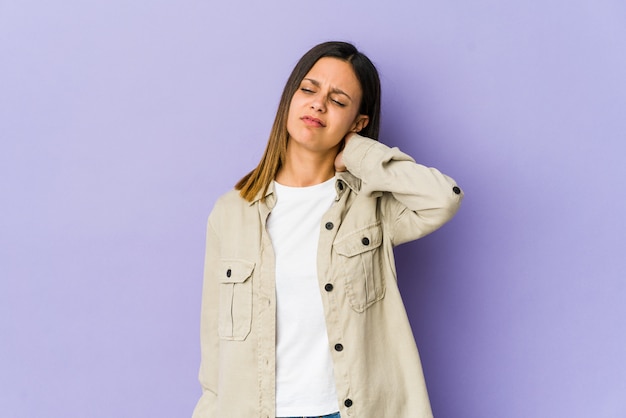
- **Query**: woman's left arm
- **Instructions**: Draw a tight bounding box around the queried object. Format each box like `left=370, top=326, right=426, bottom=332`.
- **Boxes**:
left=339, top=133, right=464, bottom=246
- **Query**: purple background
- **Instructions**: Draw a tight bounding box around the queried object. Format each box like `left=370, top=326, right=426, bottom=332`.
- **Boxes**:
left=2, top=1, right=625, bottom=417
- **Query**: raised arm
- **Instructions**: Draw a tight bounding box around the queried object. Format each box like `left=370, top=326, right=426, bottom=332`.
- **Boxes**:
left=339, top=133, right=463, bottom=246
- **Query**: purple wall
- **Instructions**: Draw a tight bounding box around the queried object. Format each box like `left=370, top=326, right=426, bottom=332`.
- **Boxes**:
left=2, top=1, right=625, bottom=417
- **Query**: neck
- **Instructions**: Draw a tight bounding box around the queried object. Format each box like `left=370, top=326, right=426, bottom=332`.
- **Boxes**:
left=275, top=142, right=337, bottom=187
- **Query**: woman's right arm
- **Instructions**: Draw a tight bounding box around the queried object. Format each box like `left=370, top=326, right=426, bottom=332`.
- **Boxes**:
left=192, top=215, right=220, bottom=418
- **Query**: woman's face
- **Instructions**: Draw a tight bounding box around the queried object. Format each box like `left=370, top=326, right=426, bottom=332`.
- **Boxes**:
left=286, top=57, right=369, bottom=157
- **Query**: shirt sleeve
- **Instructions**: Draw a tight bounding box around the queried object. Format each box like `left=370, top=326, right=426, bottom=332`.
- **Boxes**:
left=192, top=213, right=220, bottom=418
left=342, top=133, right=463, bottom=246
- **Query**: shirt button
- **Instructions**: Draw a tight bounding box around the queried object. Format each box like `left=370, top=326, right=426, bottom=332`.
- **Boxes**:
left=453, top=186, right=461, bottom=195
left=361, top=237, right=370, bottom=246
left=334, top=343, right=343, bottom=352
left=344, top=399, right=353, bottom=407
left=338, top=181, right=344, bottom=190
left=325, top=222, right=334, bottom=230
left=226, top=269, right=232, bottom=278
left=324, top=283, right=334, bottom=292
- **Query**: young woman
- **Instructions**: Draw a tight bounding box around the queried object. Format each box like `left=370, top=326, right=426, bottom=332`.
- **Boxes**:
left=192, top=41, right=463, bottom=418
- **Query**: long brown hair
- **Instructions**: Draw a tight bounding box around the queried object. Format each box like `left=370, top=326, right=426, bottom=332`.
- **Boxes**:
left=235, top=41, right=381, bottom=202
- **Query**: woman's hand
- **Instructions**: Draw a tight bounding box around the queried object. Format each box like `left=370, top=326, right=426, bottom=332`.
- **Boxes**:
left=334, top=132, right=355, bottom=172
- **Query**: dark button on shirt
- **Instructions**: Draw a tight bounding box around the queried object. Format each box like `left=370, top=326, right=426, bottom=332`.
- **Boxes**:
left=325, top=222, right=334, bottom=230
left=344, top=399, right=353, bottom=407
left=361, top=237, right=370, bottom=246
left=324, top=283, right=334, bottom=292
left=226, top=269, right=232, bottom=278
left=453, top=186, right=461, bottom=195
left=334, top=343, right=343, bottom=352
left=337, top=181, right=344, bottom=190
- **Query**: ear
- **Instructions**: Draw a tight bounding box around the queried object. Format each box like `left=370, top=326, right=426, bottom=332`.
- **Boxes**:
left=350, top=114, right=370, bottom=133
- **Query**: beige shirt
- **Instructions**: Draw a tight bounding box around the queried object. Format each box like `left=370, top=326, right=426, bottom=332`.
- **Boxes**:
left=192, top=134, right=463, bottom=418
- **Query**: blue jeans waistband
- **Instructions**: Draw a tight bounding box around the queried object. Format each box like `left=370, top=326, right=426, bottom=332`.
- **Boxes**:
left=278, top=413, right=340, bottom=418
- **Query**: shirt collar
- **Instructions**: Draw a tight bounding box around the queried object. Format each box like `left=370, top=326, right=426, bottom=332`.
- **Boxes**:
left=335, top=171, right=360, bottom=199
left=249, top=171, right=361, bottom=206
left=249, top=181, right=275, bottom=206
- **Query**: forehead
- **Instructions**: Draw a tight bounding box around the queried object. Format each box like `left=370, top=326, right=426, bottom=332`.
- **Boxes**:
left=304, top=57, right=362, bottom=96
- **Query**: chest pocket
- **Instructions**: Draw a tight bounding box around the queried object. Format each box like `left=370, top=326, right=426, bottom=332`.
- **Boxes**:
left=218, top=259, right=254, bottom=340
left=334, top=222, right=385, bottom=312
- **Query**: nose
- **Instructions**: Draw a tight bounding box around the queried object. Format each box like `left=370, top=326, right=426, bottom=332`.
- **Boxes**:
left=310, top=95, right=326, bottom=112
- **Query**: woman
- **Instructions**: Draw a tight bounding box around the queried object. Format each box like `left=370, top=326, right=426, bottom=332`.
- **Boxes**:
left=193, top=41, right=463, bottom=418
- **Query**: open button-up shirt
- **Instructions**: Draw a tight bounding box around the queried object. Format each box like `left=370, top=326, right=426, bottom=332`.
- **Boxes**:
left=193, top=134, right=463, bottom=418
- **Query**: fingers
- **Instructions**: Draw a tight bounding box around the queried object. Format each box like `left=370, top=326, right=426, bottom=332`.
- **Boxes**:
left=334, top=150, right=346, bottom=172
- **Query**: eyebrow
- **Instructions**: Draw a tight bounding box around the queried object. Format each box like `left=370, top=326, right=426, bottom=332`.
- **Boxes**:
left=303, top=78, right=353, bottom=101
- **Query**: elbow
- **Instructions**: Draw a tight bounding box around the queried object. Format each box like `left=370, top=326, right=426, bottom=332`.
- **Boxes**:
left=441, top=183, right=464, bottom=221
left=424, top=183, right=464, bottom=228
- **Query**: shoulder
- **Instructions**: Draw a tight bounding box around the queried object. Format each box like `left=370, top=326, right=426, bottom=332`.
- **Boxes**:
left=208, top=188, right=259, bottom=227
left=207, top=189, right=263, bottom=246
left=210, top=189, right=248, bottom=217
left=215, top=188, right=247, bottom=207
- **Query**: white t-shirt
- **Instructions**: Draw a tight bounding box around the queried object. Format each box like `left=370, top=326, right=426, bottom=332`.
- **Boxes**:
left=267, top=177, right=340, bottom=417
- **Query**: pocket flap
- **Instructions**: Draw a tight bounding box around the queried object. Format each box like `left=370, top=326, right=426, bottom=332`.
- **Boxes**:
left=218, top=259, right=255, bottom=284
left=334, top=222, right=383, bottom=257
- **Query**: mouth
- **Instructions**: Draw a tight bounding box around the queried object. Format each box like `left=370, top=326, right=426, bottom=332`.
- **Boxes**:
left=301, top=115, right=326, bottom=127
